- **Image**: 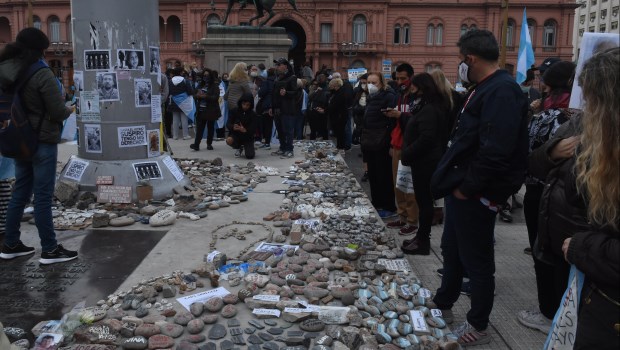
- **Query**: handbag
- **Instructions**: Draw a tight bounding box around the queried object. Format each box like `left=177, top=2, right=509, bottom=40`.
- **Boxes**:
left=361, top=127, right=389, bottom=152
left=395, top=161, right=415, bottom=194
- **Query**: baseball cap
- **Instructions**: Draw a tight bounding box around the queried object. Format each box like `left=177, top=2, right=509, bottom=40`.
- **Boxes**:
left=536, top=57, right=561, bottom=74
left=273, top=57, right=289, bottom=65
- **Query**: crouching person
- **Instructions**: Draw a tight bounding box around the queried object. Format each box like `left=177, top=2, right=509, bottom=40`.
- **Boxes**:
left=226, top=93, right=256, bottom=159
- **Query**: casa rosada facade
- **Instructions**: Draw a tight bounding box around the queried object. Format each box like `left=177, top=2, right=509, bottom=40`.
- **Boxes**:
left=0, top=0, right=577, bottom=85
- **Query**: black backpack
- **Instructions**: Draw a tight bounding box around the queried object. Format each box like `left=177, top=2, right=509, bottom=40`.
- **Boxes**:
left=0, top=60, right=49, bottom=159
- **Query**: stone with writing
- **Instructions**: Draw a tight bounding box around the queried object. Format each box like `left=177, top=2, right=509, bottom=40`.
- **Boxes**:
left=221, top=304, right=237, bottom=318
left=110, top=216, right=135, bottom=227
left=222, top=293, right=239, bottom=305
left=10, top=339, right=30, bottom=349
left=299, top=319, right=326, bottom=332
left=200, top=314, right=218, bottom=324
left=173, top=312, right=194, bottom=326
left=283, top=311, right=312, bottom=323
left=159, top=323, right=184, bottom=338
left=184, top=334, right=206, bottom=343
left=244, top=273, right=269, bottom=288
left=3, top=327, right=27, bottom=341
left=122, top=316, right=144, bottom=327
left=135, top=324, right=161, bottom=338
left=58, top=345, right=116, bottom=350
left=122, top=335, right=148, bottom=349
left=149, top=209, right=177, bottom=227
left=189, top=302, right=204, bottom=317
left=141, top=315, right=165, bottom=324
left=204, top=297, right=224, bottom=312
left=186, top=319, right=205, bottom=334
left=147, top=334, right=174, bottom=349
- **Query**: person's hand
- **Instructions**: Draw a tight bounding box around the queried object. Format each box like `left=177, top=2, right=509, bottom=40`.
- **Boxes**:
left=384, top=109, right=401, bottom=118
left=453, top=188, right=468, bottom=200
left=550, top=136, right=580, bottom=161
left=268, top=108, right=273, bottom=117
left=562, top=237, right=572, bottom=262
left=530, top=99, right=541, bottom=111
left=280, top=88, right=286, bottom=96
left=315, top=107, right=324, bottom=114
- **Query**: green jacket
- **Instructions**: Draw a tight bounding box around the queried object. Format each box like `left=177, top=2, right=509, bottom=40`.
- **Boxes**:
left=0, top=58, right=72, bottom=144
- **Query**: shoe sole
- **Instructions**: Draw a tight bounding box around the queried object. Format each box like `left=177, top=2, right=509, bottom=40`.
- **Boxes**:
left=517, top=317, right=551, bottom=334
left=458, top=336, right=491, bottom=347
left=0, top=250, right=35, bottom=259
left=39, top=256, right=78, bottom=265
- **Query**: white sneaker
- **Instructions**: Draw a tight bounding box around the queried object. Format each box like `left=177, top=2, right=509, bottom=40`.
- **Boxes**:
left=517, top=310, right=552, bottom=334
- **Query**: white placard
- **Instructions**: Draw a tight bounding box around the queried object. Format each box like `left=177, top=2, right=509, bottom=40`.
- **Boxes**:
left=176, top=287, right=231, bottom=311
left=134, top=79, right=152, bottom=108
left=80, top=91, right=101, bottom=122
left=284, top=308, right=313, bottom=314
left=298, top=301, right=321, bottom=312
left=150, top=95, right=162, bottom=123
left=252, top=309, right=281, bottom=317
left=400, top=285, right=413, bottom=297
left=118, top=125, right=147, bottom=148
left=409, top=310, right=430, bottom=334
left=162, top=155, right=184, bottom=182
left=418, top=288, right=432, bottom=298
left=64, top=159, right=89, bottom=181
left=73, top=70, right=84, bottom=91
left=318, top=306, right=350, bottom=324
left=431, top=309, right=443, bottom=317
left=376, top=259, right=411, bottom=272
left=84, top=124, right=102, bottom=153
left=253, top=295, right=280, bottom=302
left=149, top=46, right=161, bottom=75
left=206, top=250, right=220, bottom=262
left=255, top=242, right=299, bottom=253
left=147, top=129, right=160, bottom=158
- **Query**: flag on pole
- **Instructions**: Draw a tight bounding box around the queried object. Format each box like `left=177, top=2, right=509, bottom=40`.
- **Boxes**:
left=516, top=8, right=535, bottom=84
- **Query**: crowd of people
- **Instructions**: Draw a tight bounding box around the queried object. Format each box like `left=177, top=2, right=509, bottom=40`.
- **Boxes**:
left=1, top=27, right=618, bottom=349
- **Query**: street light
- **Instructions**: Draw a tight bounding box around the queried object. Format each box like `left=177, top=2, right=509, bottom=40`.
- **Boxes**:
left=340, top=42, right=360, bottom=68
left=191, top=41, right=206, bottom=57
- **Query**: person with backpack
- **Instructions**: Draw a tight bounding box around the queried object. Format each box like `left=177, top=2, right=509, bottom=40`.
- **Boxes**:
left=0, top=28, right=77, bottom=264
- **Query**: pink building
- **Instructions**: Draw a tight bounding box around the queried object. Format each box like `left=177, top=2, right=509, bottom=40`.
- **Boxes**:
left=0, top=0, right=577, bottom=85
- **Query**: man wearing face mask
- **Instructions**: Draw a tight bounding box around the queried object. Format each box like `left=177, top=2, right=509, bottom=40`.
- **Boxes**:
left=430, top=30, right=529, bottom=346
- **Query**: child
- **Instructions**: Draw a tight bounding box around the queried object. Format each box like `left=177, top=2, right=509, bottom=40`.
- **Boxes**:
left=226, top=93, right=257, bottom=159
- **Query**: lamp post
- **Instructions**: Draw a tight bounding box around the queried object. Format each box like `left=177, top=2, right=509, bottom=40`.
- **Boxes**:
left=340, top=42, right=360, bottom=69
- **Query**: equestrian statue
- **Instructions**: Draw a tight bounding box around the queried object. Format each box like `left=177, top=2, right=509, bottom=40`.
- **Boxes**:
left=213, top=0, right=299, bottom=27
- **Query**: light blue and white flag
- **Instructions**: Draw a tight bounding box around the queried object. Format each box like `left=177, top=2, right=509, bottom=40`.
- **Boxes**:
left=516, top=8, right=535, bottom=84
left=172, top=92, right=196, bottom=123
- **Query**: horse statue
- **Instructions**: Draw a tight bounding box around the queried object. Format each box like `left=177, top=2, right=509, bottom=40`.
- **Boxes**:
left=217, top=0, right=299, bottom=27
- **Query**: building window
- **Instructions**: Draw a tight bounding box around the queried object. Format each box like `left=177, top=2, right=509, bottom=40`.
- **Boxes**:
left=167, top=15, right=182, bottom=42
left=613, top=6, right=619, bottom=17
left=425, top=63, right=441, bottom=72
left=589, top=26, right=595, bottom=32
left=66, top=16, right=72, bottom=42
left=207, top=14, right=220, bottom=28
left=579, top=28, right=585, bottom=36
left=506, top=19, right=515, bottom=48
left=601, top=9, right=607, bottom=19
left=435, top=24, right=443, bottom=45
left=33, top=16, right=41, bottom=30
left=460, top=24, right=468, bottom=37
left=393, top=25, right=401, bottom=45
left=352, top=15, right=367, bottom=43
left=591, top=0, right=597, bottom=5
left=612, top=21, right=618, bottom=30
left=403, top=24, right=410, bottom=44
left=320, top=23, right=332, bottom=43
left=427, top=25, right=435, bottom=45
left=543, top=20, right=557, bottom=48
left=351, top=59, right=365, bottom=68
left=0, top=17, right=10, bottom=43
left=602, top=0, right=608, bottom=2
left=600, top=23, right=606, bottom=31
left=527, top=19, right=536, bottom=47
left=590, top=12, right=596, bottom=22
left=580, top=15, right=585, bottom=24
left=48, top=16, right=60, bottom=42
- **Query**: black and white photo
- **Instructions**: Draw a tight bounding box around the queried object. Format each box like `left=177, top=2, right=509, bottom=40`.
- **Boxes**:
left=95, top=72, right=120, bottom=101
left=133, top=162, right=163, bottom=181
left=149, top=46, right=161, bottom=74
left=134, top=78, right=152, bottom=107
left=116, top=49, right=145, bottom=70
left=84, top=124, right=102, bottom=153
left=72, top=70, right=84, bottom=91
left=84, top=50, right=111, bottom=70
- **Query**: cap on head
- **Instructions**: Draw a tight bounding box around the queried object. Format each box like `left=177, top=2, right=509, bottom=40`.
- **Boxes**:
left=273, top=57, right=289, bottom=66
left=16, top=27, right=50, bottom=51
left=536, top=57, right=561, bottom=75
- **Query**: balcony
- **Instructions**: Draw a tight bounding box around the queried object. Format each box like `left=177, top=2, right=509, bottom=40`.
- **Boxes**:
left=160, top=42, right=186, bottom=51
left=542, top=46, right=557, bottom=52
left=313, top=42, right=381, bottom=53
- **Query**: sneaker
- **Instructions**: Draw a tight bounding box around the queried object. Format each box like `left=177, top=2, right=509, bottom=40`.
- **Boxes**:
left=234, top=149, right=243, bottom=158
left=452, top=321, right=491, bottom=346
left=190, top=144, right=199, bottom=151
left=361, top=171, right=368, bottom=182
left=517, top=310, right=552, bottom=334
left=499, top=209, right=513, bottom=223
left=258, top=143, right=271, bottom=149
left=39, top=244, right=78, bottom=265
left=207, top=144, right=214, bottom=150
left=280, top=152, right=294, bottom=159
left=0, top=241, right=35, bottom=259
left=386, top=220, right=406, bottom=228
left=271, top=150, right=285, bottom=156
left=524, top=247, right=532, bottom=255
left=399, top=224, right=418, bottom=235
left=182, top=136, right=192, bottom=140
left=440, top=308, right=454, bottom=324
left=377, top=210, right=397, bottom=219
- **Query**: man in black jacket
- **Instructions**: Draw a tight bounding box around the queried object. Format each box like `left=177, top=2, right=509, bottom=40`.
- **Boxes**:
left=430, top=30, right=528, bottom=346
left=270, top=57, right=298, bottom=158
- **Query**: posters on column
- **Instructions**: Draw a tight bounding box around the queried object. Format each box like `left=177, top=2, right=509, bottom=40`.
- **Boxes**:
left=162, top=155, right=184, bottom=182
left=149, top=46, right=161, bottom=75
left=79, top=91, right=101, bottom=122
left=73, top=71, right=84, bottom=92
left=116, top=49, right=145, bottom=70
left=84, top=50, right=111, bottom=70
left=150, top=95, right=162, bottom=123
left=135, top=79, right=152, bottom=108
left=84, top=124, right=102, bottom=153
left=132, top=162, right=163, bottom=181
left=118, top=126, right=147, bottom=148
left=96, top=72, right=120, bottom=101
left=64, top=159, right=90, bottom=182
left=147, top=129, right=160, bottom=158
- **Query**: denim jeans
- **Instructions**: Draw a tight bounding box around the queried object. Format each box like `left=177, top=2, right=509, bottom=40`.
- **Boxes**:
left=280, top=114, right=295, bottom=152
left=4, top=143, right=59, bottom=252
left=433, top=194, right=497, bottom=331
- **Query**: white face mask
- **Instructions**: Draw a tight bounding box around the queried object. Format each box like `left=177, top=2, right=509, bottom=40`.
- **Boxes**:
left=367, top=83, right=379, bottom=95
left=361, top=83, right=367, bottom=90
left=458, top=61, right=470, bottom=84
left=250, top=71, right=258, bottom=78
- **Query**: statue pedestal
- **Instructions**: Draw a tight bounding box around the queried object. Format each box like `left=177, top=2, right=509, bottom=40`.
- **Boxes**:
left=201, top=26, right=292, bottom=73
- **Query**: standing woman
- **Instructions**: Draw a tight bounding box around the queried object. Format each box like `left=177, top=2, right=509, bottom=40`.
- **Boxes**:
left=191, top=69, right=221, bottom=151
left=396, top=73, right=448, bottom=255
left=360, top=72, right=397, bottom=218
left=224, top=62, right=252, bottom=114
left=327, top=78, right=348, bottom=151
left=168, top=66, right=195, bottom=140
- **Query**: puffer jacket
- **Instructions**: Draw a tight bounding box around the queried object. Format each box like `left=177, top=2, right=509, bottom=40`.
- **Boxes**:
left=224, top=79, right=252, bottom=112
left=0, top=58, right=71, bottom=144
left=363, top=87, right=397, bottom=130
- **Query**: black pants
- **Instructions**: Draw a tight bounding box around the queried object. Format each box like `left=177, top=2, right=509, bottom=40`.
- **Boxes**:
left=332, top=119, right=347, bottom=149
left=262, top=113, right=274, bottom=144
left=366, top=149, right=396, bottom=211
left=216, top=127, right=226, bottom=139
left=574, top=284, right=620, bottom=350
left=164, top=107, right=173, bottom=138
left=274, top=114, right=284, bottom=150
left=230, top=135, right=255, bottom=159
left=193, top=119, right=216, bottom=148
left=309, top=113, right=328, bottom=140
left=412, top=166, right=435, bottom=241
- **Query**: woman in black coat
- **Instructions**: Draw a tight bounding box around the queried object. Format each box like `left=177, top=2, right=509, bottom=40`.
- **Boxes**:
left=191, top=69, right=221, bottom=151
left=327, top=78, right=348, bottom=150
left=398, top=73, right=448, bottom=255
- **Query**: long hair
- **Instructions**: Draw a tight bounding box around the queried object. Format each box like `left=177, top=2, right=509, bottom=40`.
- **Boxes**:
left=575, top=47, right=620, bottom=229
left=367, top=72, right=387, bottom=91
left=430, top=69, right=454, bottom=110
left=411, top=73, right=444, bottom=107
left=229, top=62, right=250, bottom=83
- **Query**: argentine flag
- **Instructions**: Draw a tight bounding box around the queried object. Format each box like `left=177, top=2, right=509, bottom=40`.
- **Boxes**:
left=516, top=8, right=535, bottom=84
left=172, top=92, right=196, bottom=123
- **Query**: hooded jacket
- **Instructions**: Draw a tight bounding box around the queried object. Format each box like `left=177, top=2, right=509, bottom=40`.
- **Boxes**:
left=226, top=93, right=256, bottom=141
left=168, top=75, right=194, bottom=113
left=0, top=58, right=72, bottom=144
left=272, top=68, right=298, bottom=116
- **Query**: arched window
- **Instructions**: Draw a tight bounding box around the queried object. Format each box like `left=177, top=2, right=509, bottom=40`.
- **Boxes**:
left=33, top=16, right=41, bottom=30
left=351, top=59, right=365, bottom=69
left=427, top=25, right=435, bottom=45
left=527, top=19, right=537, bottom=48
left=48, top=16, right=60, bottom=42
left=435, top=24, right=443, bottom=45
left=460, top=24, right=468, bottom=37
left=0, top=17, right=10, bottom=43
left=66, top=16, right=72, bottom=42
left=470, top=24, right=477, bottom=30
left=207, top=14, right=220, bottom=29
left=393, top=25, right=401, bottom=45
left=506, top=19, right=515, bottom=49
left=167, top=15, right=182, bottom=42
left=543, top=19, right=557, bottom=49
left=425, top=62, right=442, bottom=72
left=403, top=24, right=410, bottom=44
left=352, top=15, right=366, bottom=43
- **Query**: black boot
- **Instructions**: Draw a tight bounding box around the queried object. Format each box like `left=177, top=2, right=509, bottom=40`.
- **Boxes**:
left=401, top=239, right=430, bottom=255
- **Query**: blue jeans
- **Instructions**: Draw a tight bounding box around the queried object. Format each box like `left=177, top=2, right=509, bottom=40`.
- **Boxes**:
left=433, top=194, right=497, bottom=331
left=280, top=114, right=295, bottom=152
left=344, top=109, right=353, bottom=149
left=4, top=143, right=59, bottom=252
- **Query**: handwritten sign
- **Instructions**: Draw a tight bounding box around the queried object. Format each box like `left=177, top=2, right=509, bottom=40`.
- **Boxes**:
left=118, top=126, right=146, bottom=148
left=96, top=176, right=114, bottom=185
left=252, top=309, right=281, bottom=317
left=409, top=310, right=430, bottom=335
left=97, top=185, right=132, bottom=203
left=162, top=156, right=184, bottom=182
left=431, top=309, right=443, bottom=317
left=176, top=287, right=230, bottom=311
left=253, top=295, right=280, bottom=302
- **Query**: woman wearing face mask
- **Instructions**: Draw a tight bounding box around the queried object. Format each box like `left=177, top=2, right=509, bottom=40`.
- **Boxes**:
left=360, top=73, right=398, bottom=218
left=327, top=78, right=348, bottom=151
left=191, top=68, right=221, bottom=151
left=352, top=74, right=369, bottom=180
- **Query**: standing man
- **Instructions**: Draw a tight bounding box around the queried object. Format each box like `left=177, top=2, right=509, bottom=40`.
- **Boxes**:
left=430, top=30, right=528, bottom=346
left=385, top=63, right=419, bottom=235
left=0, top=28, right=77, bottom=264
left=332, top=72, right=354, bottom=150
left=270, top=57, right=298, bottom=158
